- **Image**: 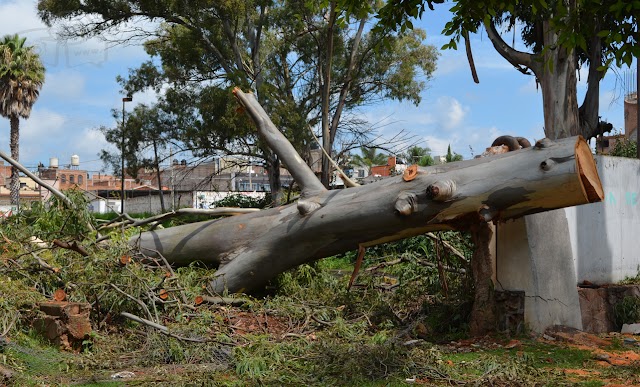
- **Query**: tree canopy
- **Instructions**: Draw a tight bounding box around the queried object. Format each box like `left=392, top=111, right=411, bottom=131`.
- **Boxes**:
left=38, top=0, right=439, bottom=197
left=357, top=0, right=638, bottom=141
left=402, top=145, right=434, bottom=166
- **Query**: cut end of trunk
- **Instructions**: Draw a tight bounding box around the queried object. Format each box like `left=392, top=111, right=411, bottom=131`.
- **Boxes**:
left=575, top=136, right=604, bottom=203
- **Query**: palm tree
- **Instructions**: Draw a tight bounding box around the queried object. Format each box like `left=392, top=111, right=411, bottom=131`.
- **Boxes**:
left=403, top=145, right=434, bottom=167
left=0, top=34, right=45, bottom=208
left=351, top=146, right=388, bottom=175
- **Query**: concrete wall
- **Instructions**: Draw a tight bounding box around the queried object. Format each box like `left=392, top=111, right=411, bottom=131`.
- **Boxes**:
left=565, top=155, right=640, bottom=284
left=496, top=155, right=640, bottom=333
left=124, top=192, right=193, bottom=214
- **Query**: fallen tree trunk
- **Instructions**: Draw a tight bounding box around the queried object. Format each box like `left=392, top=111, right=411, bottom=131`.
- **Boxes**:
left=133, top=89, right=603, bottom=294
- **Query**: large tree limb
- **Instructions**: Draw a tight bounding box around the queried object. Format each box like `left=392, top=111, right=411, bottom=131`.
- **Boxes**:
left=134, top=99, right=603, bottom=294
left=484, top=21, right=541, bottom=76
left=233, top=88, right=326, bottom=198
left=578, top=30, right=607, bottom=140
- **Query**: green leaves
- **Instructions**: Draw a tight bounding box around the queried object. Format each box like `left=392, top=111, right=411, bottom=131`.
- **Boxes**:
left=351, top=146, right=389, bottom=173
left=0, top=34, right=45, bottom=119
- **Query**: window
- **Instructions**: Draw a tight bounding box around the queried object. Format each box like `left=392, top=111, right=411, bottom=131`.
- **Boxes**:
left=70, top=175, right=75, bottom=184
left=78, top=175, right=83, bottom=185
left=61, top=174, right=66, bottom=183
left=239, top=182, right=259, bottom=191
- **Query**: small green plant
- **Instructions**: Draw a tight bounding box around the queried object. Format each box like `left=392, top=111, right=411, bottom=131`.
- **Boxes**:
left=609, top=336, right=623, bottom=350
left=613, top=296, right=640, bottom=327
left=618, top=266, right=640, bottom=285
left=609, top=135, right=638, bottom=158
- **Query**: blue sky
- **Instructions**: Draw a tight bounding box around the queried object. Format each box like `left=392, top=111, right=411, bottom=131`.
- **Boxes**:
left=0, top=0, right=633, bottom=174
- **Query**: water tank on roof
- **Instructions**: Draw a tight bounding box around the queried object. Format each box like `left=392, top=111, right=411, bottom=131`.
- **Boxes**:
left=49, top=157, right=59, bottom=168
left=71, top=155, right=80, bottom=167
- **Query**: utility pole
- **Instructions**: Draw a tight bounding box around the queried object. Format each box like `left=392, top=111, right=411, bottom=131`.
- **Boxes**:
left=121, top=96, right=132, bottom=213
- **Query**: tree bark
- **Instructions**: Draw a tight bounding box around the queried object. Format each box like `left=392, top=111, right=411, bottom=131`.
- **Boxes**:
left=578, top=27, right=604, bottom=140
left=484, top=20, right=579, bottom=141
left=539, top=21, right=580, bottom=140
left=320, top=2, right=337, bottom=188
left=133, top=89, right=604, bottom=295
left=468, top=220, right=496, bottom=336
left=152, top=139, right=166, bottom=213
left=9, top=114, right=20, bottom=208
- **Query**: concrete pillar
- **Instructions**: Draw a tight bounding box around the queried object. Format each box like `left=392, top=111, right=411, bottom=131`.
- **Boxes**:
left=496, top=210, right=583, bottom=333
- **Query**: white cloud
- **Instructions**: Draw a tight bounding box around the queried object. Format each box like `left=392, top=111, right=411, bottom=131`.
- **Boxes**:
left=41, top=71, right=87, bottom=99
left=433, top=96, right=467, bottom=130
left=5, top=109, right=67, bottom=163
left=21, top=109, right=66, bottom=141
left=423, top=125, right=503, bottom=158
left=67, top=127, right=109, bottom=168
left=0, top=1, right=150, bottom=71
left=0, top=1, right=108, bottom=69
left=423, top=135, right=455, bottom=156
left=0, top=107, right=110, bottom=168
left=0, top=1, right=43, bottom=35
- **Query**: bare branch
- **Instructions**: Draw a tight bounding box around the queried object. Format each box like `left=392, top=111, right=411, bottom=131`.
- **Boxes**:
left=52, top=239, right=89, bottom=257
left=99, top=207, right=260, bottom=231
left=484, top=21, right=540, bottom=76
left=120, top=311, right=236, bottom=345
left=463, top=30, right=480, bottom=84
left=425, top=233, right=469, bottom=264
left=233, top=88, right=326, bottom=197
left=110, top=284, right=154, bottom=321
left=0, top=150, right=71, bottom=207
left=308, top=125, right=359, bottom=188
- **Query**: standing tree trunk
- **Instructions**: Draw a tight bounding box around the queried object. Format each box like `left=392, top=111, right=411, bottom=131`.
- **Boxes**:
left=265, top=150, right=282, bottom=205
left=468, top=220, right=496, bottom=336
left=9, top=114, right=20, bottom=209
left=133, top=89, right=603, bottom=296
left=539, top=21, right=580, bottom=139
left=485, top=21, right=581, bottom=140
left=320, top=2, right=337, bottom=188
left=479, top=18, right=583, bottom=334
left=578, top=26, right=605, bottom=140
left=152, top=139, right=166, bottom=213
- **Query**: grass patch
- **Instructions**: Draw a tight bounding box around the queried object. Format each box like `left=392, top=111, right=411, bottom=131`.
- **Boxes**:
left=2, top=197, right=639, bottom=386
left=519, top=342, right=593, bottom=368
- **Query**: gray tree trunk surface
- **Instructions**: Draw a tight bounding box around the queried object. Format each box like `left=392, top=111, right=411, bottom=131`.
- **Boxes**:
left=9, top=115, right=20, bottom=208
left=133, top=89, right=603, bottom=295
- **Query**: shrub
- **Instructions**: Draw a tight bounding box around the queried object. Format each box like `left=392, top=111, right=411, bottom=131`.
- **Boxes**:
left=614, top=296, right=640, bottom=327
